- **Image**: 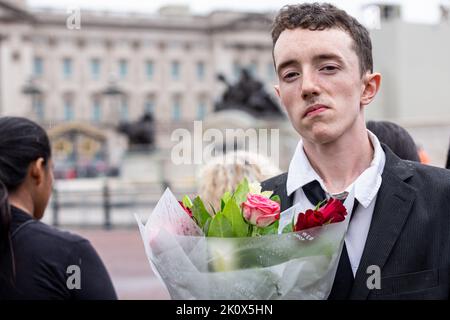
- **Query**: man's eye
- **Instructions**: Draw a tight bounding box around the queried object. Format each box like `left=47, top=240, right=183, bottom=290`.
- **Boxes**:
left=320, top=65, right=338, bottom=72
left=283, top=72, right=300, bottom=80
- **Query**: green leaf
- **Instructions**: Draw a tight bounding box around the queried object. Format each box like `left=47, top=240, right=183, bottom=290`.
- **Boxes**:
left=222, top=198, right=249, bottom=237
left=233, top=178, right=250, bottom=207
left=207, top=213, right=233, bottom=237
left=314, top=199, right=327, bottom=211
left=282, top=213, right=296, bottom=234
left=220, top=191, right=232, bottom=211
left=258, top=220, right=279, bottom=235
left=270, top=194, right=281, bottom=205
left=192, top=196, right=211, bottom=229
left=182, top=195, right=193, bottom=209
left=208, top=203, right=217, bottom=216
left=282, top=223, right=293, bottom=234
left=203, top=217, right=212, bottom=235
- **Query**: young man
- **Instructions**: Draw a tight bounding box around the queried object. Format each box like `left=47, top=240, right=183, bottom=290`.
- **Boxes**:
left=262, top=3, right=450, bottom=299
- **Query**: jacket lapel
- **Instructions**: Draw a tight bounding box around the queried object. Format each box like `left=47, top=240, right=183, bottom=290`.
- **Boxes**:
left=278, top=176, right=294, bottom=212
left=261, top=172, right=293, bottom=211
left=349, top=146, right=417, bottom=299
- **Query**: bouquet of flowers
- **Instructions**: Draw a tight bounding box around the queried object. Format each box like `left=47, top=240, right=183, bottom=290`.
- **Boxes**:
left=135, top=178, right=355, bottom=300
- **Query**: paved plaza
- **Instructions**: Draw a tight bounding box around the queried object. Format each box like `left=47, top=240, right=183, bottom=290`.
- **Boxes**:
left=68, top=227, right=171, bottom=300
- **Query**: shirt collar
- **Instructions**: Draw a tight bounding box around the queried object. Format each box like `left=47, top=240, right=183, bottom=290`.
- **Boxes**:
left=286, top=130, right=386, bottom=208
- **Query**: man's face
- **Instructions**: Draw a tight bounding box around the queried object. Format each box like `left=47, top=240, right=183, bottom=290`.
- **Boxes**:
left=274, top=28, right=367, bottom=145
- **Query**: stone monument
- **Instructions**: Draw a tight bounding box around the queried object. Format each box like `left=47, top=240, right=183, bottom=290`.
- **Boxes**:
left=117, top=113, right=163, bottom=182
left=215, top=68, right=285, bottom=118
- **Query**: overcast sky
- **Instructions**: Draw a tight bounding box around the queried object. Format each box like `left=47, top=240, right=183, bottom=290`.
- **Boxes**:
left=27, top=0, right=447, bottom=24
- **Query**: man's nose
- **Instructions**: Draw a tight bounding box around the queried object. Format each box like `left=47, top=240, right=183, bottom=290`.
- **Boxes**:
left=301, top=71, right=320, bottom=100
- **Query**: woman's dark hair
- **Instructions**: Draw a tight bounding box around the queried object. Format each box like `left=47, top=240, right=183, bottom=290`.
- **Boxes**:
left=366, top=120, right=420, bottom=162
left=0, top=117, right=51, bottom=278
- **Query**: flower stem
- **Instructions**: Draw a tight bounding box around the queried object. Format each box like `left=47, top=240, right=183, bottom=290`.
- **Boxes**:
left=248, top=224, right=254, bottom=237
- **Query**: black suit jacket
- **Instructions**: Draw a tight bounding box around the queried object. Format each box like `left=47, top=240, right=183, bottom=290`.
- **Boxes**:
left=261, top=145, right=450, bottom=299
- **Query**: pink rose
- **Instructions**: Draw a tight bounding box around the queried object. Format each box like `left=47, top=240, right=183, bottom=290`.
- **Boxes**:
left=242, top=193, right=280, bottom=228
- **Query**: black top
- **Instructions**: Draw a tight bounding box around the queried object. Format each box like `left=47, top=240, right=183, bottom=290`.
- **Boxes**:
left=0, top=206, right=117, bottom=300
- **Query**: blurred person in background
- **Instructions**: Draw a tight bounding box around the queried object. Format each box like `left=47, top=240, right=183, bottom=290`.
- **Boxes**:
left=0, top=117, right=117, bottom=300
left=198, top=150, right=282, bottom=212
left=366, top=120, right=420, bottom=162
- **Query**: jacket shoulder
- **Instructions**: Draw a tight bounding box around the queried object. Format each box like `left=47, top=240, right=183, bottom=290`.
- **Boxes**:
left=407, top=161, right=450, bottom=181
left=399, top=160, right=450, bottom=195
left=261, top=172, right=288, bottom=192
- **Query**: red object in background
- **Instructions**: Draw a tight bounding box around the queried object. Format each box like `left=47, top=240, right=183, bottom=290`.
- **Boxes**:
left=66, top=168, right=77, bottom=179
left=418, top=148, right=431, bottom=164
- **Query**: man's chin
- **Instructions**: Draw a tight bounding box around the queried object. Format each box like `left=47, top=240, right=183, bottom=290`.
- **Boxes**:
left=309, top=137, right=336, bottom=146
left=299, top=127, right=336, bottom=145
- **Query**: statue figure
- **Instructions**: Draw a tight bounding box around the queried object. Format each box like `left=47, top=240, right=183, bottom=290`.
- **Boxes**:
left=215, top=68, right=284, bottom=118
left=117, top=113, right=155, bottom=151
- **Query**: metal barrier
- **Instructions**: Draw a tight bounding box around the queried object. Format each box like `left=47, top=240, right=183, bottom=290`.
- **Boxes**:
left=49, top=179, right=197, bottom=229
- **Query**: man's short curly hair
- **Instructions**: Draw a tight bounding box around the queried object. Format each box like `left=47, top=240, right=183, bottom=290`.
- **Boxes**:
left=271, top=2, right=373, bottom=75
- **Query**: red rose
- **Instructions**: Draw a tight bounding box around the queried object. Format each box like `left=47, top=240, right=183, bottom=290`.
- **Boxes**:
left=320, top=198, right=347, bottom=223
left=294, top=198, right=347, bottom=232
left=242, top=193, right=280, bottom=228
left=178, top=201, right=193, bottom=218
left=295, top=209, right=324, bottom=231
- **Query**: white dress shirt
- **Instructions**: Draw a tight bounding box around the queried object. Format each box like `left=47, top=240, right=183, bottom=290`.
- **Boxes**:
left=286, top=130, right=386, bottom=276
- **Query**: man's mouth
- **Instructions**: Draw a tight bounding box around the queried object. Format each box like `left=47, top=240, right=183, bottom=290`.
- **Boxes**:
left=303, top=104, right=329, bottom=118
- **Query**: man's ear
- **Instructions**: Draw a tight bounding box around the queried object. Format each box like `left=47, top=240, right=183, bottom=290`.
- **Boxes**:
left=274, top=84, right=281, bottom=98
left=29, top=158, right=46, bottom=186
left=361, top=72, right=381, bottom=106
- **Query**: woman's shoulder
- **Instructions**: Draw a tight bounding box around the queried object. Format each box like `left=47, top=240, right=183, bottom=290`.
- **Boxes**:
left=25, top=221, right=88, bottom=245
left=11, top=206, right=86, bottom=245
left=11, top=213, right=89, bottom=254
left=13, top=217, right=101, bottom=273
